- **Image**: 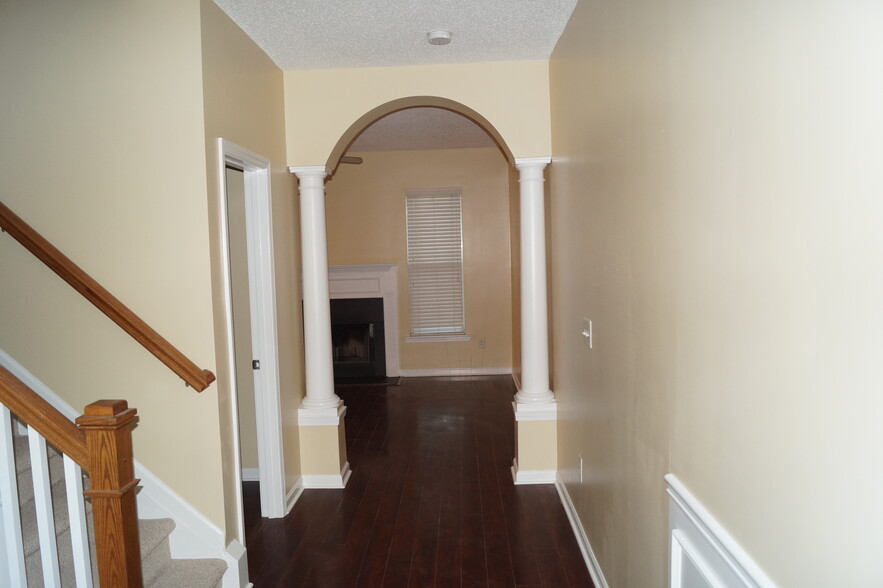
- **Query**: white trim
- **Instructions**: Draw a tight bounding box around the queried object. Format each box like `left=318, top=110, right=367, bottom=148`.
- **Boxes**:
left=289, top=165, right=331, bottom=176
left=328, top=264, right=400, bottom=377
left=404, top=334, right=472, bottom=343
left=400, top=367, right=512, bottom=378
left=513, top=400, right=558, bottom=421
left=301, top=462, right=352, bottom=489
left=63, top=456, right=93, bottom=588
left=223, top=539, right=249, bottom=588
left=510, top=458, right=556, bottom=485
left=0, top=350, right=248, bottom=587
left=285, top=477, right=305, bottom=515
left=0, top=404, right=26, bottom=588
left=219, top=139, right=287, bottom=523
left=514, top=156, right=553, bottom=167
left=666, top=474, right=776, bottom=588
left=297, top=404, right=346, bottom=427
left=555, top=473, right=609, bottom=588
left=240, top=468, right=260, bottom=482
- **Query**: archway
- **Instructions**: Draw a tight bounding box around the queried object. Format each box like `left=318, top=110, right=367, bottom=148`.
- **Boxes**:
left=324, top=97, right=515, bottom=175
left=290, top=96, right=556, bottom=488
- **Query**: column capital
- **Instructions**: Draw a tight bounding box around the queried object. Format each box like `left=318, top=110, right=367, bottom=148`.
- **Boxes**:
left=289, top=165, right=330, bottom=181
left=514, top=156, right=552, bottom=172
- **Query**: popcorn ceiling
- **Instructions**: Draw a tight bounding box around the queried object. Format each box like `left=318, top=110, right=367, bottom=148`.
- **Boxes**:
left=212, top=0, right=579, bottom=71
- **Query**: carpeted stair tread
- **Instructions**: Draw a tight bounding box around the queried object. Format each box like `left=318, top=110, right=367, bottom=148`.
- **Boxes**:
left=140, top=518, right=176, bottom=585
left=149, top=558, right=228, bottom=588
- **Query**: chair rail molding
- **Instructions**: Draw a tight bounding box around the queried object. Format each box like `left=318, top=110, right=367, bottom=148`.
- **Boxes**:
left=666, top=474, right=776, bottom=588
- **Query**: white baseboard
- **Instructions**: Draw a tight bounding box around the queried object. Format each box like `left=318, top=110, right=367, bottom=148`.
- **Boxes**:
left=666, top=474, right=775, bottom=588
left=301, top=461, right=352, bottom=489
left=400, top=367, right=512, bottom=377
left=510, top=458, right=556, bottom=485
left=285, top=477, right=304, bottom=514
left=240, top=468, right=260, bottom=482
left=555, top=473, right=609, bottom=588
left=0, top=349, right=247, bottom=587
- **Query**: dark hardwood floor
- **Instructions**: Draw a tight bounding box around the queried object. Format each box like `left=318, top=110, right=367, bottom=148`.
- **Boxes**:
left=243, top=376, right=594, bottom=587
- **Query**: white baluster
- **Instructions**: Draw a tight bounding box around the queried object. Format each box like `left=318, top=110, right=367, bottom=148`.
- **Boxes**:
left=28, top=427, right=61, bottom=588
left=63, top=456, right=93, bottom=587
left=0, top=407, right=26, bottom=587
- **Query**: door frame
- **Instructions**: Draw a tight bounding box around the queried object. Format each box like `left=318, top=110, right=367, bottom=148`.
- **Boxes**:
left=217, top=139, right=286, bottom=525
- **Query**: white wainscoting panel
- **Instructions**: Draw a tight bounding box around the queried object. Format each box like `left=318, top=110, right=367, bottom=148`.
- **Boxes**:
left=666, top=474, right=776, bottom=588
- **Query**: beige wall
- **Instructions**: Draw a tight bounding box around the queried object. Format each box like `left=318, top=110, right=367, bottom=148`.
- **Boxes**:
left=200, top=0, right=304, bottom=539
left=550, top=0, right=883, bottom=586
left=0, top=1, right=225, bottom=527
left=283, top=61, right=551, bottom=167
left=326, top=148, right=513, bottom=371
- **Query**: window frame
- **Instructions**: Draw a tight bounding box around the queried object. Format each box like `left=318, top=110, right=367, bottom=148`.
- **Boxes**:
left=404, top=188, right=468, bottom=341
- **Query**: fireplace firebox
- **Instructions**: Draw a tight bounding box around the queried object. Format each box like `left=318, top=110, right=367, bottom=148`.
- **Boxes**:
left=330, top=297, right=385, bottom=379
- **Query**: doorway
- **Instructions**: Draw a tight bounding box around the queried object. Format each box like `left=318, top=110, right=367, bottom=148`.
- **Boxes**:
left=218, top=139, right=287, bottom=546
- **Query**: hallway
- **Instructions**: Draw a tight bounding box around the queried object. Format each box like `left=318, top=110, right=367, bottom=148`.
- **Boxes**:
left=244, top=376, right=593, bottom=587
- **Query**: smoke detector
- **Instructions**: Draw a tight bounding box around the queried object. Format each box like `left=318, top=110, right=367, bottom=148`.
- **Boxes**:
left=427, top=30, right=452, bottom=45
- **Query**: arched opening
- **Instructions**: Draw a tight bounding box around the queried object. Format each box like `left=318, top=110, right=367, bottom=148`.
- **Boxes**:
left=325, top=102, right=517, bottom=382
left=292, top=96, right=554, bottom=489
left=325, top=97, right=515, bottom=176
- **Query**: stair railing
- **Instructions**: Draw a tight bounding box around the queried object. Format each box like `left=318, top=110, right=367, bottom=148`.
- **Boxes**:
left=0, top=201, right=215, bottom=392
left=0, top=365, right=142, bottom=587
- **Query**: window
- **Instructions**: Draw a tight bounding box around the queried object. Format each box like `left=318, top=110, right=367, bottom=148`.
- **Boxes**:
left=406, top=189, right=465, bottom=337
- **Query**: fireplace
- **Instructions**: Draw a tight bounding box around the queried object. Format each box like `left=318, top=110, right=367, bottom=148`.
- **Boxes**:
left=328, top=264, right=400, bottom=377
left=330, top=297, right=385, bottom=379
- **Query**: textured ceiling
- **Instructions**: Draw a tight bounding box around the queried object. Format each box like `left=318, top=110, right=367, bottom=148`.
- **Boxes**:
left=348, top=108, right=495, bottom=152
left=212, top=0, right=578, bottom=71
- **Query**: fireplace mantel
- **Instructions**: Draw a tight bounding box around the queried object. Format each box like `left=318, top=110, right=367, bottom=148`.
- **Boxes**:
left=328, top=265, right=399, bottom=377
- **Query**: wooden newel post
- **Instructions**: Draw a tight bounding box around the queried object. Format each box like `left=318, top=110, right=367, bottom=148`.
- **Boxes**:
left=77, top=400, right=143, bottom=588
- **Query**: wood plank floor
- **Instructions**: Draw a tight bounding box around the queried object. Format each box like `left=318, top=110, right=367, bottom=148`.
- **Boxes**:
left=244, top=376, right=594, bottom=587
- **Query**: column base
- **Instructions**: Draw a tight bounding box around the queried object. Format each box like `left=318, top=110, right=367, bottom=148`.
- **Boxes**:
left=297, top=402, right=345, bottom=426
left=511, top=458, right=557, bottom=485
left=302, top=461, right=352, bottom=489
left=512, top=401, right=557, bottom=485
left=298, top=404, right=349, bottom=488
left=300, top=393, right=344, bottom=412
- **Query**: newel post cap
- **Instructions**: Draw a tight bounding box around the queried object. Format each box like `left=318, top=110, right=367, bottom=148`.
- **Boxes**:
left=76, top=399, right=138, bottom=428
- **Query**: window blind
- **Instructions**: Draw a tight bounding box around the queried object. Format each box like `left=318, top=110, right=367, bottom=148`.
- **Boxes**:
left=406, top=189, right=465, bottom=335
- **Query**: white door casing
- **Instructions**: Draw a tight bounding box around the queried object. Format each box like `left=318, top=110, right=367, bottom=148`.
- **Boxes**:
left=217, top=139, right=287, bottom=532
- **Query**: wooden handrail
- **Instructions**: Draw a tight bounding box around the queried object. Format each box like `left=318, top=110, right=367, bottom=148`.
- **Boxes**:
left=0, top=201, right=215, bottom=392
left=0, top=365, right=88, bottom=468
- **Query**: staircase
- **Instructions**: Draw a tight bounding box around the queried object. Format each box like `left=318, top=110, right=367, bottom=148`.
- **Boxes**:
left=10, top=420, right=227, bottom=587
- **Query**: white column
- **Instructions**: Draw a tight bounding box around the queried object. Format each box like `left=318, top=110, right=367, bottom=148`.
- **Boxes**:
left=514, top=157, right=555, bottom=405
left=291, top=166, right=342, bottom=413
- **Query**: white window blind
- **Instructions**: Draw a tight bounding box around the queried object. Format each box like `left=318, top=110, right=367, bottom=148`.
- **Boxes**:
left=406, top=189, right=465, bottom=336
